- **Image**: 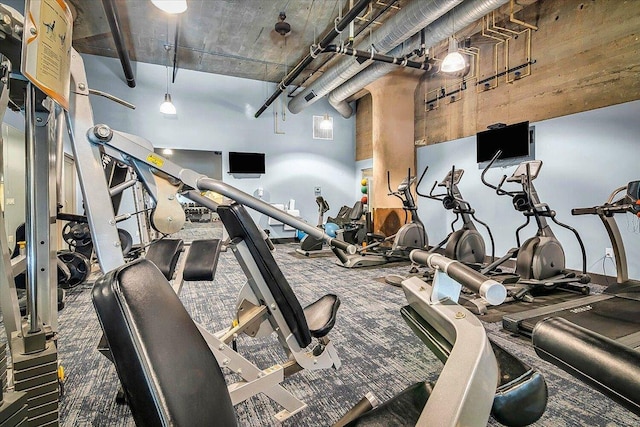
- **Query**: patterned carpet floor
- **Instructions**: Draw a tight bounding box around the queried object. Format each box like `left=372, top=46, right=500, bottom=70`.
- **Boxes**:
left=4, top=222, right=640, bottom=426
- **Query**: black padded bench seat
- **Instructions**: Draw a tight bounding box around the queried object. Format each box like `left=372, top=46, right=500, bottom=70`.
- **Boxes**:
left=144, top=238, right=184, bottom=280
left=183, top=239, right=222, bottom=281
left=92, top=259, right=237, bottom=426
left=217, top=203, right=340, bottom=346
left=533, top=317, right=640, bottom=416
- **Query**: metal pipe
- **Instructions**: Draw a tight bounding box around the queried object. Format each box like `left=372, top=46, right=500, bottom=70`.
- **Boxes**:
left=323, top=44, right=434, bottom=70
left=109, top=177, right=137, bottom=196
left=101, top=0, right=136, bottom=88
left=409, top=250, right=506, bottom=305
left=55, top=104, right=64, bottom=210
left=25, top=82, right=39, bottom=333
left=254, top=0, right=374, bottom=118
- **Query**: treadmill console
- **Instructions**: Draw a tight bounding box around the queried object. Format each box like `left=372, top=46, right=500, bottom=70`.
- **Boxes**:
left=507, top=160, right=542, bottom=182
left=438, top=169, right=464, bottom=187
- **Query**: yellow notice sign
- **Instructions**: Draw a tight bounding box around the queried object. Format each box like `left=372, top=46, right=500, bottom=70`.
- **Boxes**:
left=21, top=0, right=73, bottom=110
left=146, top=154, right=165, bottom=168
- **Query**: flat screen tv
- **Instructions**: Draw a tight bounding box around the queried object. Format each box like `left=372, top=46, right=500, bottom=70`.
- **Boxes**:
left=476, top=121, right=531, bottom=163
left=228, top=151, right=265, bottom=174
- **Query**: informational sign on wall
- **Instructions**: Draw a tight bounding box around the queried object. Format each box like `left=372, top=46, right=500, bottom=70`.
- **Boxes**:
left=21, top=0, right=73, bottom=110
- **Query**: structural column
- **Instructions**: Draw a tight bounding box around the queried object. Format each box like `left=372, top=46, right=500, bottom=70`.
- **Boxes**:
left=365, top=70, right=420, bottom=235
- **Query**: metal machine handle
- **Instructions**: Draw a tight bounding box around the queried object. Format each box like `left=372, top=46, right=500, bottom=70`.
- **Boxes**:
left=409, top=250, right=506, bottom=306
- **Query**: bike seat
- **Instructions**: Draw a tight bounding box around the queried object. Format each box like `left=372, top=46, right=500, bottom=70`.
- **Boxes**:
left=303, top=294, right=340, bottom=338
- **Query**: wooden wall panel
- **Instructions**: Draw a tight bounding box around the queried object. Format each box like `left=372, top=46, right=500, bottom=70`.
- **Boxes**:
left=355, top=93, right=373, bottom=161
left=414, top=0, right=640, bottom=145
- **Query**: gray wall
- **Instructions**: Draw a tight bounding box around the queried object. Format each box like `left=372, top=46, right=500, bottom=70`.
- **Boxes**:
left=416, top=99, right=640, bottom=280
left=80, top=53, right=356, bottom=238
left=2, top=124, right=25, bottom=248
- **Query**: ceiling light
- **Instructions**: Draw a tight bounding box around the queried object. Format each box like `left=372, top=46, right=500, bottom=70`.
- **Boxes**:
left=162, top=148, right=174, bottom=155
left=160, top=93, right=177, bottom=115
left=151, top=0, right=187, bottom=14
left=320, top=114, right=333, bottom=130
left=160, top=42, right=176, bottom=115
left=441, top=37, right=465, bottom=73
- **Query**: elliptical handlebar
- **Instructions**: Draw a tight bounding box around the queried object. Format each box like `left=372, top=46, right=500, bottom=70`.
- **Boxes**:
left=416, top=165, right=430, bottom=197
left=480, top=150, right=502, bottom=191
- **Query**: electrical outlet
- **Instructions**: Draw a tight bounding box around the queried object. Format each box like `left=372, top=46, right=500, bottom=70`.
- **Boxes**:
left=605, top=247, right=614, bottom=258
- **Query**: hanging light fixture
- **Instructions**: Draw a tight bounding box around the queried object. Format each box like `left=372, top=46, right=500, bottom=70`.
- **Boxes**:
left=160, top=93, right=176, bottom=114
left=441, top=36, right=465, bottom=73
left=151, top=0, right=187, bottom=14
left=160, top=42, right=176, bottom=115
left=320, top=113, right=333, bottom=130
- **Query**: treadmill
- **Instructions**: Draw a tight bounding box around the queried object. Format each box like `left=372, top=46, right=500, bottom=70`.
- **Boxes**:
left=503, top=180, right=640, bottom=349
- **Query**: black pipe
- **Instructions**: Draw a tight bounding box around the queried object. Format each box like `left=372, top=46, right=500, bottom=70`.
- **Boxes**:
left=254, top=0, right=373, bottom=118
left=323, top=45, right=434, bottom=71
left=102, top=0, right=136, bottom=88
left=172, top=17, right=180, bottom=83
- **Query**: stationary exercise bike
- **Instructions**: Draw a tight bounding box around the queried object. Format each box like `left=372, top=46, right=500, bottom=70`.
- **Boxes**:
left=480, top=151, right=590, bottom=303
left=296, top=196, right=330, bottom=256
left=333, top=169, right=427, bottom=268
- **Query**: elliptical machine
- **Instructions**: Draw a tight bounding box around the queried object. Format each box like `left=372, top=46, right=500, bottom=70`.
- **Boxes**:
left=418, top=166, right=494, bottom=265
left=296, top=196, right=330, bottom=256
left=332, top=169, right=427, bottom=268
left=480, top=151, right=591, bottom=302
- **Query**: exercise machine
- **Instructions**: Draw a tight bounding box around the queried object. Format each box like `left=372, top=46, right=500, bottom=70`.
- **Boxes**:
left=332, top=169, right=427, bottom=268
left=62, top=46, right=353, bottom=420
left=418, top=165, right=494, bottom=265
left=296, top=195, right=330, bottom=256
left=480, top=151, right=590, bottom=303
left=505, top=180, right=640, bottom=348
left=385, top=165, right=495, bottom=287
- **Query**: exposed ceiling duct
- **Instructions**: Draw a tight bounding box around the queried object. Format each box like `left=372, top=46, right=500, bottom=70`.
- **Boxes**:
left=329, top=0, right=511, bottom=118
left=287, top=0, right=464, bottom=115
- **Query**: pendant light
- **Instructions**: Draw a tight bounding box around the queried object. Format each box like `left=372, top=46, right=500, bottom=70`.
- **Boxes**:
left=441, top=36, right=465, bottom=73
left=151, top=0, right=187, bottom=14
left=160, top=43, right=176, bottom=115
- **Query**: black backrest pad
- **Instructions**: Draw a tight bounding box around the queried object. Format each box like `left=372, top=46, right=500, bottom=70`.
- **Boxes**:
left=145, top=239, right=184, bottom=280
left=92, top=259, right=237, bottom=426
left=217, top=203, right=312, bottom=347
left=183, top=239, right=222, bottom=281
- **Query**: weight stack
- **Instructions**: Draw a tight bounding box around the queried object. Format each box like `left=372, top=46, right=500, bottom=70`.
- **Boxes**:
left=0, top=343, right=29, bottom=427
left=10, top=335, right=59, bottom=426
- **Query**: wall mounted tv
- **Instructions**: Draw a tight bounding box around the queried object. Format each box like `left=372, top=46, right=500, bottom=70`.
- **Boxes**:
left=228, top=151, right=265, bottom=174
left=476, top=121, right=533, bottom=164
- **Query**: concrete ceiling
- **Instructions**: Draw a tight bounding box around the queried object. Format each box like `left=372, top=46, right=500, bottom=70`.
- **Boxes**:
left=68, top=0, right=411, bottom=88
